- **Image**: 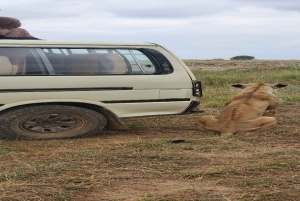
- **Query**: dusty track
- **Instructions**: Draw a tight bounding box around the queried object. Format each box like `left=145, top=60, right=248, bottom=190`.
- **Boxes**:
left=1, top=104, right=298, bottom=200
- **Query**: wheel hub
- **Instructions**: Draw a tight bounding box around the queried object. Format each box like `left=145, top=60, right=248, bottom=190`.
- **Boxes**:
left=20, top=114, right=83, bottom=134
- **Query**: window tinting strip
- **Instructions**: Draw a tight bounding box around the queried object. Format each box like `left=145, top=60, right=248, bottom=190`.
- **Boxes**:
left=30, top=48, right=48, bottom=74
left=36, top=49, right=55, bottom=75
left=129, top=50, right=146, bottom=73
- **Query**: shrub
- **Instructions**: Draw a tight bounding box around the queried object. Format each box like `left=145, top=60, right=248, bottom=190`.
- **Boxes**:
left=230, top=55, right=255, bottom=60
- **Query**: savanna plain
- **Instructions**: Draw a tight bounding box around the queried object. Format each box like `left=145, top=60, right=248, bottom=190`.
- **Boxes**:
left=0, top=60, right=299, bottom=201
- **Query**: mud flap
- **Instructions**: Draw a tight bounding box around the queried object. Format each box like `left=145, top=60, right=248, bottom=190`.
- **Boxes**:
left=100, top=107, right=129, bottom=130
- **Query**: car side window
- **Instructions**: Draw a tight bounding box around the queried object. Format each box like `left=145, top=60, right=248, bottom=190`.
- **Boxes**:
left=0, top=47, right=171, bottom=76
left=0, top=48, right=47, bottom=75
left=41, top=48, right=158, bottom=75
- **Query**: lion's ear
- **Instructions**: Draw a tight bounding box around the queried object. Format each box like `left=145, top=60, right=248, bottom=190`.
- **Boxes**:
left=272, top=83, right=288, bottom=89
left=231, top=84, right=248, bottom=89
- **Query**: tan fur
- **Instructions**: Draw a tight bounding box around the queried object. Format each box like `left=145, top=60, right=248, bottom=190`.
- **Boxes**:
left=195, top=83, right=288, bottom=137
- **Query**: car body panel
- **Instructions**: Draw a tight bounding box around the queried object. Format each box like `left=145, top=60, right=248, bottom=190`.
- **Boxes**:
left=0, top=40, right=201, bottom=118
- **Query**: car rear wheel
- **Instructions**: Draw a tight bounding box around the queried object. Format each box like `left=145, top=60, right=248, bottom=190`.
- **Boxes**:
left=0, top=105, right=107, bottom=140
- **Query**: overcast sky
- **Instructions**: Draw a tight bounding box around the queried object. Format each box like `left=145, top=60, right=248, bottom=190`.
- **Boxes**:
left=1, top=0, right=300, bottom=60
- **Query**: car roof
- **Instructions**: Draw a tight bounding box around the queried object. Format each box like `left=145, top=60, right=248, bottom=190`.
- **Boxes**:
left=0, top=39, right=158, bottom=48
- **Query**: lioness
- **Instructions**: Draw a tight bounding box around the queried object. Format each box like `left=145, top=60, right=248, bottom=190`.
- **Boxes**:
left=195, top=83, right=288, bottom=137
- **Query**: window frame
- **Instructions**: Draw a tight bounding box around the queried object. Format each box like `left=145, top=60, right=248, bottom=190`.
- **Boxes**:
left=0, top=47, right=174, bottom=76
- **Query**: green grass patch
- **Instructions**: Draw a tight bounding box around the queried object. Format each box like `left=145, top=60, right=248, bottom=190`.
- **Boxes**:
left=239, top=178, right=275, bottom=187
left=0, top=146, right=29, bottom=155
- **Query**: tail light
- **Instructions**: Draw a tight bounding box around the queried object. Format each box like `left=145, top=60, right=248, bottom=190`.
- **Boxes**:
left=192, top=81, right=203, bottom=97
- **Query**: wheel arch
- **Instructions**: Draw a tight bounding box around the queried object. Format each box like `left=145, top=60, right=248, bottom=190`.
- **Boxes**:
left=0, top=102, right=128, bottom=130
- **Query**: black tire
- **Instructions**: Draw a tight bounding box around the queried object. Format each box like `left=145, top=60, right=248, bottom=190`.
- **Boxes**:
left=0, top=105, right=107, bottom=140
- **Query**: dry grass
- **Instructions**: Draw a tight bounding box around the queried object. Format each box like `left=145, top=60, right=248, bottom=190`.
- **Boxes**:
left=0, top=63, right=300, bottom=201
left=0, top=105, right=299, bottom=201
left=183, top=59, right=300, bottom=71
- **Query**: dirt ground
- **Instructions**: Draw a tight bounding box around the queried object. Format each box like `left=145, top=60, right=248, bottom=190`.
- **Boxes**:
left=85, top=104, right=300, bottom=201
left=1, top=104, right=299, bottom=201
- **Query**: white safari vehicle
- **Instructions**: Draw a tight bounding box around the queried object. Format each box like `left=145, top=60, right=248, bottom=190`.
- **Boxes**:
left=0, top=39, right=202, bottom=139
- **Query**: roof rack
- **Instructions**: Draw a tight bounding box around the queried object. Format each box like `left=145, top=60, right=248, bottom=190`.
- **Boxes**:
left=0, top=35, right=39, bottom=40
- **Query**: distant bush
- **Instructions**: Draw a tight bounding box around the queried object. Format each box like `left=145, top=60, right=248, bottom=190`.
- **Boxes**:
left=212, top=58, right=225, bottom=60
left=230, top=55, right=255, bottom=60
